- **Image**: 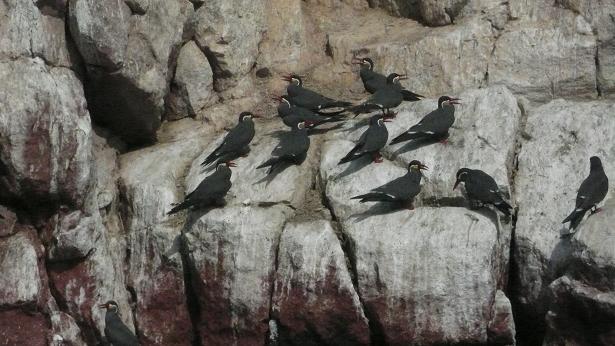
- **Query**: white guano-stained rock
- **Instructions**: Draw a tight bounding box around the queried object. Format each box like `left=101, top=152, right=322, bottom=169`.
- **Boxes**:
left=513, top=99, right=615, bottom=329
left=272, top=220, right=370, bottom=344
left=183, top=204, right=293, bottom=345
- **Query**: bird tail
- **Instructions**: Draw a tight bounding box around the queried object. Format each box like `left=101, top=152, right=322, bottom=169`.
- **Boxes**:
left=562, top=208, right=587, bottom=230
left=167, top=200, right=192, bottom=215
left=338, top=148, right=361, bottom=164
left=401, top=90, right=424, bottom=101
left=323, top=100, right=353, bottom=108
left=201, top=151, right=220, bottom=166
left=350, top=104, right=380, bottom=116
left=494, top=200, right=512, bottom=216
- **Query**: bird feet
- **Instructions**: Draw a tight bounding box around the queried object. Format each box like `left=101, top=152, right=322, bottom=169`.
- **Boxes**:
left=590, top=206, right=603, bottom=215
left=372, top=152, right=383, bottom=163
left=439, top=138, right=449, bottom=145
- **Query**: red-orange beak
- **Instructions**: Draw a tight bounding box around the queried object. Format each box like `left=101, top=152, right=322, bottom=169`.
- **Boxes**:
left=397, top=74, right=408, bottom=81
left=453, top=179, right=461, bottom=190
left=251, top=113, right=263, bottom=119
left=227, top=161, right=237, bottom=167
left=351, top=57, right=363, bottom=65
left=450, top=98, right=461, bottom=105
left=98, top=303, right=107, bottom=309
left=419, top=163, right=428, bottom=170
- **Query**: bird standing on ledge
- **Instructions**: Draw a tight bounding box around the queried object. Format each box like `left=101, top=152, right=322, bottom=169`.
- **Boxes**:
left=282, top=74, right=352, bottom=112
left=167, top=161, right=235, bottom=215
left=273, top=95, right=344, bottom=129
left=351, top=57, right=423, bottom=101
left=339, top=114, right=392, bottom=164
left=257, top=121, right=311, bottom=175
left=99, top=301, right=139, bottom=346
left=390, top=96, right=460, bottom=145
left=562, top=156, right=609, bottom=230
left=350, top=73, right=407, bottom=117
left=201, top=112, right=260, bottom=166
left=453, top=168, right=512, bottom=216
left=352, top=160, right=427, bottom=209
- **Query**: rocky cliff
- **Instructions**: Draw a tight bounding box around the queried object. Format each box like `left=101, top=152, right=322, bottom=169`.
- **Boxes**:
left=0, top=0, right=614, bottom=345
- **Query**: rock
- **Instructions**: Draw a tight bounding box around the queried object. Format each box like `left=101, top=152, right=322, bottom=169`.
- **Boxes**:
left=0, top=0, right=74, bottom=67
left=0, top=58, right=93, bottom=210
left=488, top=290, right=516, bottom=345
left=125, top=0, right=149, bottom=14
left=0, top=309, right=49, bottom=346
left=193, top=0, right=266, bottom=90
left=336, top=207, right=512, bottom=344
left=166, top=41, right=217, bottom=120
left=50, top=311, right=87, bottom=346
left=544, top=276, right=615, bottom=345
left=185, top=121, right=319, bottom=208
left=183, top=204, right=293, bottom=345
left=490, top=10, right=597, bottom=102
left=512, top=99, right=615, bottom=341
left=47, top=210, right=97, bottom=262
left=271, top=220, right=370, bottom=345
left=367, top=0, right=418, bottom=19
left=0, top=206, right=17, bottom=237
left=119, top=121, right=210, bottom=345
left=71, top=0, right=193, bottom=145
left=68, top=0, right=131, bottom=70
left=257, top=0, right=327, bottom=74
left=324, top=16, right=495, bottom=98
left=306, top=0, right=368, bottom=10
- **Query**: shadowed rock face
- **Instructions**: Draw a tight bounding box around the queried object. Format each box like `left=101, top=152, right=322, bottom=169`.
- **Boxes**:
left=2, top=0, right=615, bottom=345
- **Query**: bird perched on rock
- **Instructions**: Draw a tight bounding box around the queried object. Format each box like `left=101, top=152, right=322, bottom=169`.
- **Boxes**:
left=99, top=301, right=139, bottom=346
left=339, top=114, right=392, bottom=164
left=201, top=112, right=260, bottom=166
left=257, top=121, right=311, bottom=174
left=351, top=57, right=423, bottom=101
left=390, top=96, right=460, bottom=145
left=352, top=160, right=427, bottom=209
left=273, top=95, right=344, bottom=129
left=350, top=73, right=407, bottom=117
left=562, top=156, right=609, bottom=230
left=167, top=162, right=235, bottom=215
left=453, top=168, right=512, bottom=216
left=282, top=74, right=352, bottom=112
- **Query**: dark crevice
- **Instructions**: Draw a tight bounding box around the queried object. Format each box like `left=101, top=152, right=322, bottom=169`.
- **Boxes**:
left=265, top=219, right=288, bottom=345
left=179, top=237, right=203, bottom=346
left=595, top=45, right=603, bottom=97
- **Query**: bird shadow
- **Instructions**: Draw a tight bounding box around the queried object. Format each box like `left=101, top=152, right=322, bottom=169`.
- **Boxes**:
left=349, top=202, right=403, bottom=222
left=266, top=129, right=288, bottom=139
left=391, top=137, right=440, bottom=156
left=254, top=162, right=293, bottom=186
left=335, top=156, right=373, bottom=179
left=342, top=118, right=371, bottom=133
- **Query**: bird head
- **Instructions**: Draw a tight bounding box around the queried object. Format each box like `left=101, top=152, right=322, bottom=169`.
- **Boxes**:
left=272, top=95, right=291, bottom=107
left=453, top=168, right=471, bottom=190
left=281, top=74, right=303, bottom=86
left=408, top=160, right=428, bottom=172
left=589, top=156, right=603, bottom=171
left=296, top=121, right=310, bottom=130
left=220, top=161, right=237, bottom=169
left=239, top=111, right=261, bottom=122
left=351, top=57, right=374, bottom=70
left=386, top=73, right=407, bottom=85
left=372, top=114, right=392, bottom=126
left=99, top=300, right=119, bottom=313
left=438, top=96, right=461, bottom=108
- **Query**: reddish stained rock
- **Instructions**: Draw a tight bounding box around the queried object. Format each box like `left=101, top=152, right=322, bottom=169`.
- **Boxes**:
left=0, top=206, right=17, bottom=237
left=272, top=221, right=369, bottom=345
left=0, top=309, right=49, bottom=346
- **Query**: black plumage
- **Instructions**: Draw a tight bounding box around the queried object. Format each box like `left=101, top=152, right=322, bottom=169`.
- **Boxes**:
left=351, top=160, right=427, bottom=208
left=257, top=121, right=311, bottom=174
left=352, top=57, right=423, bottom=101
left=99, top=301, right=139, bottom=346
left=562, top=156, right=609, bottom=230
left=339, top=114, right=391, bottom=164
left=282, top=74, right=352, bottom=111
left=167, top=162, right=234, bottom=215
left=350, top=73, right=406, bottom=117
left=274, top=95, right=344, bottom=129
left=453, top=168, right=512, bottom=216
left=390, top=96, right=460, bottom=145
left=201, top=112, right=259, bottom=166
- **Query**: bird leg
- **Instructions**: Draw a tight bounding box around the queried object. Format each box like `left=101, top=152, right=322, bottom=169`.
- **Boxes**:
left=404, top=201, right=415, bottom=210
left=372, top=152, right=383, bottom=163
left=439, top=138, right=449, bottom=145
left=590, top=205, right=603, bottom=215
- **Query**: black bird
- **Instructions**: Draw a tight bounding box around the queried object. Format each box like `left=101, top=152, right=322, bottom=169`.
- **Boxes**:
left=99, top=301, right=139, bottom=346
left=453, top=168, right=512, bottom=216
left=257, top=121, right=311, bottom=174
left=339, top=114, right=392, bottom=164
left=351, top=160, right=428, bottom=209
left=390, top=96, right=460, bottom=145
left=562, top=156, right=609, bottom=230
left=167, top=162, right=235, bottom=215
left=273, top=95, right=344, bottom=129
left=282, top=74, right=352, bottom=112
left=351, top=57, right=424, bottom=101
left=350, top=73, right=407, bottom=117
left=201, top=112, right=260, bottom=166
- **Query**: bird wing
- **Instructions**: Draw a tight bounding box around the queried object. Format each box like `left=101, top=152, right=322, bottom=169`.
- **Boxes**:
left=465, top=170, right=504, bottom=204
left=407, top=108, right=453, bottom=135
left=218, top=122, right=254, bottom=154
left=374, top=172, right=422, bottom=200
left=361, top=124, right=388, bottom=153
left=105, top=316, right=139, bottom=346
left=361, top=71, right=387, bottom=93
left=576, top=172, right=608, bottom=208
left=187, top=171, right=231, bottom=202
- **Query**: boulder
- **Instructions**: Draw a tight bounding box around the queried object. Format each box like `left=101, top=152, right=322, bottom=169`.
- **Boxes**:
left=271, top=220, right=370, bottom=345
left=183, top=205, right=293, bottom=345
left=0, top=58, right=93, bottom=210
left=512, top=99, right=615, bottom=341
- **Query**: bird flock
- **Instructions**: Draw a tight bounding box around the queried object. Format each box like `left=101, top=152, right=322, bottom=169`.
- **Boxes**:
left=100, top=57, right=609, bottom=345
